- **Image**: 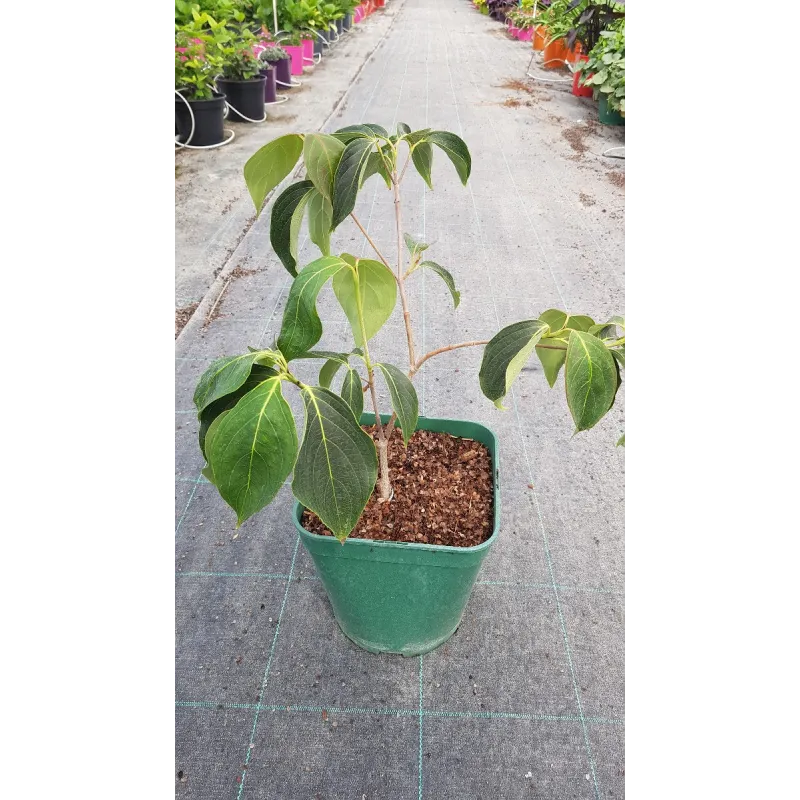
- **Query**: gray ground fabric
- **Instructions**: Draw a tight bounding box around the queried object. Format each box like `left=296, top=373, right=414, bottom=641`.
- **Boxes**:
left=176, top=1, right=625, bottom=798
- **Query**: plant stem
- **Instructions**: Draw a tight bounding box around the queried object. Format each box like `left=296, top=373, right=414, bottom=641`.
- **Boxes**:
left=411, top=340, right=490, bottom=376
left=391, top=169, right=416, bottom=371
left=350, top=213, right=392, bottom=271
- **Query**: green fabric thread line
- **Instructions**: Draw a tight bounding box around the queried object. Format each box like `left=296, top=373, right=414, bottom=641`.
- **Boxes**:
left=236, top=536, right=300, bottom=800
left=418, top=655, right=424, bottom=800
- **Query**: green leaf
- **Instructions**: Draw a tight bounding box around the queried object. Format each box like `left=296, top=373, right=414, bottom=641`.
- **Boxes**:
left=270, top=179, right=314, bottom=276
left=479, top=320, right=549, bottom=409
left=376, top=363, right=418, bottom=446
left=616, top=433, right=625, bottom=447
left=206, top=377, right=299, bottom=526
left=331, top=138, right=374, bottom=228
left=411, top=141, right=434, bottom=190
left=403, top=128, right=433, bottom=145
left=198, top=364, right=278, bottom=457
left=200, top=408, right=230, bottom=482
left=539, top=309, right=568, bottom=332
left=404, top=233, right=429, bottom=260
left=360, top=150, right=392, bottom=189
left=293, top=386, right=378, bottom=540
left=303, top=133, right=345, bottom=201
left=535, top=340, right=568, bottom=388
left=611, top=346, right=625, bottom=368
left=396, top=122, right=411, bottom=136
left=307, top=190, right=333, bottom=256
left=332, top=257, right=397, bottom=347
left=340, top=367, right=364, bottom=419
left=565, top=331, right=618, bottom=432
left=244, top=133, right=304, bottom=214
left=417, top=260, right=460, bottom=308
left=193, top=351, right=276, bottom=414
left=564, top=315, right=595, bottom=332
left=319, top=358, right=344, bottom=389
left=276, top=256, right=349, bottom=362
left=427, top=131, right=471, bottom=185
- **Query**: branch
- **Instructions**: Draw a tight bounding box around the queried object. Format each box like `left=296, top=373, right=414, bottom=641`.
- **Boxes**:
left=411, top=340, right=490, bottom=375
left=350, top=213, right=392, bottom=271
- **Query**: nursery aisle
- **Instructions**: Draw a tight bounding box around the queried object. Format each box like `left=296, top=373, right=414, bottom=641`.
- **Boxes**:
left=175, top=1, right=624, bottom=798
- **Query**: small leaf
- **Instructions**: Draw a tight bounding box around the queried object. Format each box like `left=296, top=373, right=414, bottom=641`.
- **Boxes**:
left=404, top=233, right=429, bottom=260
left=332, top=257, right=397, bottom=347
left=332, top=138, right=374, bottom=228
left=427, top=131, right=471, bottom=185
left=376, top=363, right=418, bottom=446
left=293, top=387, right=378, bottom=540
left=194, top=352, right=276, bottom=414
left=417, top=260, right=460, bottom=308
left=319, top=358, right=344, bottom=389
left=411, top=141, right=434, bottom=190
left=616, top=433, right=625, bottom=447
left=244, top=133, right=304, bottom=214
left=276, top=256, right=349, bottom=362
left=307, top=190, right=333, bottom=256
left=564, top=315, right=595, bottom=332
left=539, top=309, right=568, bottom=332
left=396, top=122, right=411, bottom=136
left=340, top=368, right=364, bottom=419
left=535, top=341, right=568, bottom=388
left=207, top=377, right=299, bottom=526
left=270, top=179, right=314, bottom=276
left=611, top=346, right=625, bottom=368
left=565, top=331, right=618, bottom=431
left=303, top=133, right=346, bottom=201
left=360, top=149, right=392, bottom=189
left=479, top=320, right=549, bottom=409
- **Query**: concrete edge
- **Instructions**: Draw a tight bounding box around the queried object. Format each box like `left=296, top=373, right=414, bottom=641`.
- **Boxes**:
left=175, top=2, right=406, bottom=356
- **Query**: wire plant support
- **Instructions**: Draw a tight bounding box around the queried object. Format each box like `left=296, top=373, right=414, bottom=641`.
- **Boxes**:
left=174, top=90, right=235, bottom=150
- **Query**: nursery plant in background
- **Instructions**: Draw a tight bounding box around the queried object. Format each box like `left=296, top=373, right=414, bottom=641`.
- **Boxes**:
left=192, top=123, right=623, bottom=656
left=216, top=26, right=267, bottom=121
left=576, top=19, right=624, bottom=122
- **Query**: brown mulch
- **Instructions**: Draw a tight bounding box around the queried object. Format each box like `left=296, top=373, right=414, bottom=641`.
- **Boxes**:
left=301, top=426, right=494, bottom=547
left=175, top=302, right=199, bottom=338
left=607, top=170, right=625, bottom=189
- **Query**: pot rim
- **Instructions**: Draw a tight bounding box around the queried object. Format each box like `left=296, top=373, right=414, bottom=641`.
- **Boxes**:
left=175, top=89, right=226, bottom=103
left=216, top=74, right=267, bottom=84
left=292, top=414, right=501, bottom=554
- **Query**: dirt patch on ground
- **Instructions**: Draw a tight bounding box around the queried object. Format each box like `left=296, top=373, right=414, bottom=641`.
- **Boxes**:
left=302, top=426, right=494, bottom=547
left=498, top=78, right=534, bottom=94
left=175, top=302, right=200, bottom=339
left=579, top=192, right=596, bottom=206
left=501, top=97, right=525, bottom=108
left=607, top=170, right=625, bottom=189
left=204, top=266, right=260, bottom=327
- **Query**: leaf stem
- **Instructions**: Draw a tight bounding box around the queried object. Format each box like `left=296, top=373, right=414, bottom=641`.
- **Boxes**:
left=350, top=213, right=392, bottom=271
left=391, top=169, right=417, bottom=372
left=411, top=340, right=490, bottom=376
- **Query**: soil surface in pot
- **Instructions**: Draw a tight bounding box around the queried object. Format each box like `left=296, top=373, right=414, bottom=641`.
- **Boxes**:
left=301, top=426, right=494, bottom=547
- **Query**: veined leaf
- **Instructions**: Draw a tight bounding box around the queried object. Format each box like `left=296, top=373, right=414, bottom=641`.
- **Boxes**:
left=307, top=190, right=333, bottom=256
left=565, top=331, right=618, bottom=431
left=270, top=179, right=314, bottom=276
left=332, top=257, right=397, bottom=347
left=319, top=358, right=344, bottom=389
left=340, top=367, right=364, bottom=419
left=376, top=363, right=418, bottom=445
left=403, top=128, right=433, bottom=145
left=303, top=133, right=345, bottom=201
left=411, top=141, right=434, bottom=190
left=293, top=387, right=378, bottom=540
left=417, top=260, right=460, bottom=308
left=479, top=320, right=549, bottom=409
left=332, top=138, right=374, bottom=228
left=207, top=377, right=299, bottom=526
left=565, top=315, right=595, bottom=332
left=535, top=339, right=568, bottom=388
left=360, top=149, right=392, bottom=189
left=539, top=308, right=568, bottom=332
left=396, top=122, right=411, bottom=136
left=404, top=233, right=429, bottom=261
left=611, top=346, right=625, bottom=368
left=198, top=364, right=278, bottom=457
left=200, top=408, right=230, bottom=483
left=193, top=351, right=276, bottom=414
left=276, top=256, right=349, bottom=361
left=244, top=133, right=304, bottom=213
left=427, top=131, right=471, bottom=185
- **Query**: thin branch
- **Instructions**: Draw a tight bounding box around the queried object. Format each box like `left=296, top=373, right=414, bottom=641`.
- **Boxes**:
left=350, top=213, right=392, bottom=270
left=392, top=171, right=416, bottom=370
left=411, top=340, right=490, bottom=375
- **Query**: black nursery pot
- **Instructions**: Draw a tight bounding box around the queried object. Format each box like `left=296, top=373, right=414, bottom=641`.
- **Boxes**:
left=216, top=75, right=266, bottom=122
left=175, top=90, right=226, bottom=147
left=343, top=13, right=353, bottom=30
left=313, top=34, right=324, bottom=56
left=336, top=18, right=344, bottom=34
left=274, top=56, right=292, bottom=86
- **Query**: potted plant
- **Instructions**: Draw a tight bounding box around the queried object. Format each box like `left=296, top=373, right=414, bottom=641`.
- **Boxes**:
left=258, top=45, right=287, bottom=103
left=216, top=26, right=267, bottom=122
left=193, top=123, right=508, bottom=656
left=576, top=21, right=624, bottom=124
left=175, top=16, right=227, bottom=146
left=259, top=42, right=293, bottom=88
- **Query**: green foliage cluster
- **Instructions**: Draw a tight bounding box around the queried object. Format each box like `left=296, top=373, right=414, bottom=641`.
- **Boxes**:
left=576, top=20, right=625, bottom=113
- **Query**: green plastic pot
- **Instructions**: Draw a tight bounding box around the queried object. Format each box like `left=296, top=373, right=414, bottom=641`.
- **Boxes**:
left=598, top=94, right=625, bottom=126
left=293, top=414, right=500, bottom=657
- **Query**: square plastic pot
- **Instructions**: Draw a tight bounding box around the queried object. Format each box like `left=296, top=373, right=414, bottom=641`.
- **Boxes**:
left=293, top=414, right=501, bottom=657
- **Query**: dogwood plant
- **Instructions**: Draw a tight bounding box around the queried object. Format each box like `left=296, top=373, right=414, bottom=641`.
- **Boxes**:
left=193, top=124, right=623, bottom=542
